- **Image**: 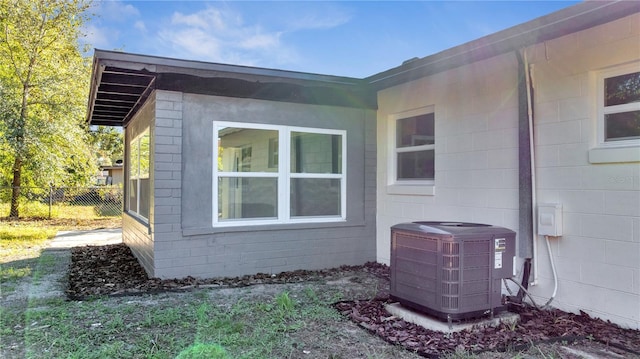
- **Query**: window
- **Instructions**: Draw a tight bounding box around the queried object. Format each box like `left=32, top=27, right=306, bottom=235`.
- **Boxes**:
left=213, top=121, right=346, bottom=226
left=392, top=110, right=435, bottom=182
left=598, top=64, right=640, bottom=144
left=590, top=63, right=640, bottom=163
left=128, top=129, right=150, bottom=221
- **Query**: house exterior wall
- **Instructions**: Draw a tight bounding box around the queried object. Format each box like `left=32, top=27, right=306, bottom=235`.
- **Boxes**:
left=109, top=167, right=124, bottom=187
left=376, top=13, right=640, bottom=329
left=524, top=13, right=640, bottom=329
left=376, top=52, right=521, bottom=262
left=123, top=93, right=156, bottom=275
left=148, top=92, right=376, bottom=278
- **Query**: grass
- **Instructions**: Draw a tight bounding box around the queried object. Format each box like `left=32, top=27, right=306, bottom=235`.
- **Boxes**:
left=1, top=225, right=359, bottom=359
left=0, top=216, right=120, bottom=298
left=0, top=222, right=57, bottom=293
left=1, top=219, right=576, bottom=359
left=0, top=202, right=121, bottom=220
left=13, top=288, right=346, bottom=359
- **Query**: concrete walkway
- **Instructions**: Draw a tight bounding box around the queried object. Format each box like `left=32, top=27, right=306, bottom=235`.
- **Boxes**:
left=49, top=228, right=122, bottom=249
left=4, top=229, right=124, bottom=304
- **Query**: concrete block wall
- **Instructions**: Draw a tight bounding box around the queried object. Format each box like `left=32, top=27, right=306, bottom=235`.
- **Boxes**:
left=123, top=94, right=155, bottom=275
left=376, top=52, right=520, bottom=264
left=525, top=13, right=640, bottom=329
left=123, top=214, right=154, bottom=275
left=150, top=90, right=184, bottom=278
left=147, top=93, right=376, bottom=278
left=376, top=12, right=639, bottom=329
left=149, top=226, right=376, bottom=279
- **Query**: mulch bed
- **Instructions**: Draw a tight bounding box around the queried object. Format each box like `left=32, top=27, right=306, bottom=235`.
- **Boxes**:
left=66, top=243, right=373, bottom=299
left=335, top=299, right=640, bottom=357
left=67, top=243, right=640, bottom=357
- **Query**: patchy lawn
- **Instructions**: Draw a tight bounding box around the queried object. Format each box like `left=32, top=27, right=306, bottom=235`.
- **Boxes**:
left=2, top=221, right=639, bottom=358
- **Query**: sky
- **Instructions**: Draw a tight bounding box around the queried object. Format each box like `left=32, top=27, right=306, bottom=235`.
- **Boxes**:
left=84, top=1, right=581, bottom=78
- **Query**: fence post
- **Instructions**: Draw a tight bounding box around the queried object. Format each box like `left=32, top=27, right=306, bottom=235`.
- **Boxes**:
left=49, top=185, right=53, bottom=219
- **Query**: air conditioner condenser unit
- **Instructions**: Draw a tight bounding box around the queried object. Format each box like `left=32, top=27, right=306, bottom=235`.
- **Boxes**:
left=390, top=222, right=516, bottom=321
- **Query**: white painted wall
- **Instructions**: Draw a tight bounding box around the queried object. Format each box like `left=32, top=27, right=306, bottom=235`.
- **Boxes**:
left=376, top=52, right=520, bottom=263
left=525, top=13, right=640, bottom=329
left=376, top=13, right=640, bottom=329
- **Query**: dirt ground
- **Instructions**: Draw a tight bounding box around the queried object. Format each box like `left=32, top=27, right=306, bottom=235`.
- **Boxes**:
left=3, top=240, right=640, bottom=358
left=68, top=244, right=640, bottom=358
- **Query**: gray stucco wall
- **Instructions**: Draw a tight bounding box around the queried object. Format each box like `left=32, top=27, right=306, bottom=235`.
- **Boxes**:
left=149, top=91, right=376, bottom=278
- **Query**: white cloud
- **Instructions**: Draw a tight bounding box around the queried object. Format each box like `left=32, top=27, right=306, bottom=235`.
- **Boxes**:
left=82, top=23, right=114, bottom=50
left=95, top=0, right=140, bottom=22
left=171, top=8, right=227, bottom=31
left=160, top=28, right=222, bottom=59
left=288, top=12, right=351, bottom=31
left=133, top=21, right=146, bottom=32
left=238, top=31, right=282, bottom=50
left=158, top=6, right=297, bottom=67
left=83, top=1, right=143, bottom=51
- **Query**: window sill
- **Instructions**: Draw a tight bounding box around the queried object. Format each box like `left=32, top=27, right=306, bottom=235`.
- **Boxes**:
left=386, top=184, right=435, bottom=196
left=183, top=219, right=364, bottom=236
left=588, top=145, right=640, bottom=164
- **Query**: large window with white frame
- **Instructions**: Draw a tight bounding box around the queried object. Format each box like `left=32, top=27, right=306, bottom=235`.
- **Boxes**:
left=213, top=121, right=346, bottom=226
left=128, top=129, right=150, bottom=221
left=390, top=109, right=435, bottom=184
left=598, top=63, right=640, bottom=145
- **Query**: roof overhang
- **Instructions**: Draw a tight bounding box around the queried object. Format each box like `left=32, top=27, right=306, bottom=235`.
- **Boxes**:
left=366, top=0, right=640, bottom=90
left=87, top=1, right=640, bottom=126
left=86, top=50, right=375, bottom=127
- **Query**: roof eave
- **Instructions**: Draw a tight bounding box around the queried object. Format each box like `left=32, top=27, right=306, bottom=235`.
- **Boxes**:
left=86, top=50, right=373, bottom=127
left=92, top=49, right=364, bottom=87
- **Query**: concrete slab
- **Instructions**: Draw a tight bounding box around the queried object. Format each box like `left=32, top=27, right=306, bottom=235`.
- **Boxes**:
left=384, top=302, right=520, bottom=333
left=49, top=228, right=122, bottom=249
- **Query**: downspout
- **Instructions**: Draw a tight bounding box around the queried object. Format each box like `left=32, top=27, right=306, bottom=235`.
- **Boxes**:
left=515, top=49, right=537, bottom=286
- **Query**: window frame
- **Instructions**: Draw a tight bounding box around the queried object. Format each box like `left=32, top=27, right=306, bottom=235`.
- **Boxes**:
left=127, top=128, right=150, bottom=222
left=387, top=106, right=436, bottom=195
left=212, top=121, right=347, bottom=227
left=596, top=62, right=640, bottom=147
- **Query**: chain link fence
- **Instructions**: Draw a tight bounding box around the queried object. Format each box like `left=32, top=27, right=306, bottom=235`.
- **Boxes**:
left=0, top=186, right=123, bottom=219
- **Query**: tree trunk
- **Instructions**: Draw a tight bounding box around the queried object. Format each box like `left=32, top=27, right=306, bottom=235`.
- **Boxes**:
left=9, top=156, right=22, bottom=218
left=9, top=76, right=30, bottom=219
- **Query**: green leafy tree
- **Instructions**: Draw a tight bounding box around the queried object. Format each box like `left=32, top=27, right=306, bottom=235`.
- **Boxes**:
left=0, top=0, right=94, bottom=218
left=89, top=126, right=124, bottom=166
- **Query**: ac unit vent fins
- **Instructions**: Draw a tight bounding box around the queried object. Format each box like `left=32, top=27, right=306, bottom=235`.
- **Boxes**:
left=390, top=221, right=516, bottom=321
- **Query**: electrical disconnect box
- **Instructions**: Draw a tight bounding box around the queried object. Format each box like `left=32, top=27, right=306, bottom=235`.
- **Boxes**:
left=538, top=203, right=563, bottom=236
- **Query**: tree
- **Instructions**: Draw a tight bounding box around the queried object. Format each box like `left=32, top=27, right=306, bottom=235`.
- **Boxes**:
left=88, top=126, right=124, bottom=167
left=0, top=0, right=94, bottom=218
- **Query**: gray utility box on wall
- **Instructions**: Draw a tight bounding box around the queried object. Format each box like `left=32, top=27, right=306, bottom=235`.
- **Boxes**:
left=390, top=222, right=516, bottom=321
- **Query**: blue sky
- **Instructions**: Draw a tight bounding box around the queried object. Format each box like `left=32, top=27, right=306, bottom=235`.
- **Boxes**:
left=84, top=1, right=580, bottom=78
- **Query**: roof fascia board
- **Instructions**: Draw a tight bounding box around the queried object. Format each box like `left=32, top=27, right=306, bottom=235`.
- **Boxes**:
left=85, top=56, right=104, bottom=124
left=93, top=49, right=363, bottom=87
left=367, top=0, right=640, bottom=89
